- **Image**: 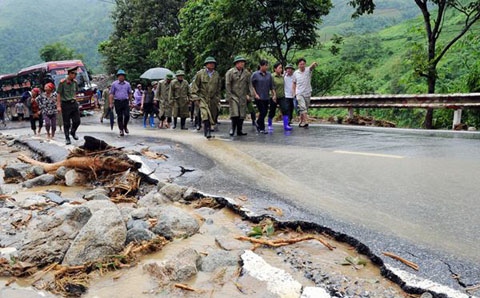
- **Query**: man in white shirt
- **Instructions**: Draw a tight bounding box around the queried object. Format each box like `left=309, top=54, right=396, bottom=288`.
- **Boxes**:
left=292, top=58, right=317, bottom=128
left=284, top=64, right=295, bottom=125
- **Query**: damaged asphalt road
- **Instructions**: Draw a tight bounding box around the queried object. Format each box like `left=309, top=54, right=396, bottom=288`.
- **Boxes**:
left=5, top=116, right=480, bottom=297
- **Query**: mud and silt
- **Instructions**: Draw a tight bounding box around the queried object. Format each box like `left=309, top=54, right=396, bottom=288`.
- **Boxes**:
left=0, top=136, right=420, bottom=297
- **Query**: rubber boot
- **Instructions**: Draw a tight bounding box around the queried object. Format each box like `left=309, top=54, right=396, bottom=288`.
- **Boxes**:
left=268, top=117, right=273, bottom=131
left=283, top=115, right=292, bottom=131
left=173, top=117, right=177, bottom=129
left=181, top=118, right=188, bottom=130
left=229, top=117, right=237, bottom=136
left=203, top=121, right=211, bottom=139
left=65, top=129, right=71, bottom=144
left=143, top=115, right=147, bottom=128
left=150, top=115, right=155, bottom=128
left=237, top=118, right=247, bottom=136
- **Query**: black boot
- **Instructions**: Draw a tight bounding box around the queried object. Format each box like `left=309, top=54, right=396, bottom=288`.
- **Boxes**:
left=173, top=117, right=177, bottom=129
left=237, top=118, right=247, bottom=136
left=203, top=121, right=211, bottom=139
left=251, top=112, right=257, bottom=127
left=181, top=118, right=187, bottom=130
left=229, top=117, right=238, bottom=136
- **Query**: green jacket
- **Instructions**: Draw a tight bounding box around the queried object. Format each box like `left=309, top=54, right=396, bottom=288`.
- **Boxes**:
left=225, top=67, right=252, bottom=118
left=169, top=79, right=191, bottom=118
left=191, top=69, right=221, bottom=103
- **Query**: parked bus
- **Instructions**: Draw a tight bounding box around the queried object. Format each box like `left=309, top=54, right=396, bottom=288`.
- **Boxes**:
left=0, top=60, right=94, bottom=120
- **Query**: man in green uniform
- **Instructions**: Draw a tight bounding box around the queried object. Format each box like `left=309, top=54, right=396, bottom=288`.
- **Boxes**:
left=169, top=70, right=191, bottom=130
left=155, top=74, right=173, bottom=128
left=225, top=55, right=252, bottom=136
left=57, top=66, right=81, bottom=145
left=191, top=56, right=222, bottom=139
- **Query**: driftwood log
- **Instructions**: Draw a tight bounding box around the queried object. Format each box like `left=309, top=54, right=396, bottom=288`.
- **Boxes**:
left=18, top=154, right=137, bottom=173
left=17, top=136, right=139, bottom=174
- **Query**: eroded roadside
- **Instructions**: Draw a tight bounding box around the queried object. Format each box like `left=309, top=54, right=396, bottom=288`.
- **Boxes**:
left=0, top=133, right=467, bottom=297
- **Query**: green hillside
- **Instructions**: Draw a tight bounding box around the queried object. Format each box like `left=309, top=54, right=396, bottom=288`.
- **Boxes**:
left=298, top=8, right=480, bottom=128
left=0, top=0, right=113, bottom=74
left=318, top=0, right=419, bottom=39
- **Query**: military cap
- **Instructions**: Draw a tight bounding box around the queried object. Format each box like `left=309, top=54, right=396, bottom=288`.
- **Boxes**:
left=175, top=70, right=185, bottom=76
left=285, top=64, right=295, bottom=70
left=166, top=74, right=174, bottom=79
left=233, top=55, right=246, bottom=64
left=204, top=56, right=217, bottom=65
left=67, top=66, right=79, bottom=73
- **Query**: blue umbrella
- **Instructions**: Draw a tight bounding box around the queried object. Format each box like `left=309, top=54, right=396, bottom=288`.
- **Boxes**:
left=140, top=68, right=174, bottom=80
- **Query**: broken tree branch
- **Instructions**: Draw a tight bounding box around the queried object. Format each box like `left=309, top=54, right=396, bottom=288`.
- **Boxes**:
left=382, top=252, right=419, bottom=271
left=236, top=235, right=334, bottom=251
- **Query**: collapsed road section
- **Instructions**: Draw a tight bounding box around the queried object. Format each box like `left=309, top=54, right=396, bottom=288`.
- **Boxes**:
left=0, top=134, right=473, bottom=297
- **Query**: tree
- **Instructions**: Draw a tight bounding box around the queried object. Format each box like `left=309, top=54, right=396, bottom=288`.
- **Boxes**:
left=39, top=42, right=82, bottom=62
left=150, top=0, right=332, bottom=77
left=349, top=0, right=480, bottom=128
left=99, top=0, right=186, bottom=79
left=221, top=0, right=332, bottom=65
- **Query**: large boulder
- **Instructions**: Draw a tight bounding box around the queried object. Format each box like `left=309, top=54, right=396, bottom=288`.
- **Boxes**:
left=126, top=228, right=155, bottom=244
left=83, top=200, right=116, bottom=213
left=30, top=166, right=45, bottom=177
left=17, top=195, right=49, bottom=209
left=22, top=174, right=55, bottom=188
left=18, top=206, right=92, bottom=266
left=55, top=166, right=68, bottom=180
left=4, top=163, right=31, bottom=179
left=137, top=190, right=169, bottom=208
left=64, top=170, right=87, bottom=187
left=143, top=248, right=200, bottom=284
left=159, top=183, right=187, bottom=202
left=63, top=207, right=127, bottom=265
left=126, top=219, right=149, bottom=230
left=83, top=188, right=110, bottom=201
left=151, top=206, right=200, bottom=240
left=198, top=250, right=239, bottom=272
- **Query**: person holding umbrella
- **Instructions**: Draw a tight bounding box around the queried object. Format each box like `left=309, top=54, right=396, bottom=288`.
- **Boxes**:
left=109, top=70, right=132, bottom=137
left=191, top=57, right=222, bottom=139
left=57, top=66, right=81, bottom=145
left=169, top=70, right=191, bottom=130
left=225, top=55, right=252, bottom=136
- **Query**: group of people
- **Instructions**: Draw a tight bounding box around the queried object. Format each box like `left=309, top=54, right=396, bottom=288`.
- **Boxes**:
left=102, top=56, right=316, bottom=140
left=14, top=81, right=66, bottom=140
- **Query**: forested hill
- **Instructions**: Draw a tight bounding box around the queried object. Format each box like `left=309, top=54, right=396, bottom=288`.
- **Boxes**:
left=320, top=0, right=419, bottom=38
left=0, top=0, right=113, bottom=74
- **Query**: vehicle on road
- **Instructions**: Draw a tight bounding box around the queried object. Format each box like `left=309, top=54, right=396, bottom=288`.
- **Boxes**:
left=0, top=60, right=94, bottom=120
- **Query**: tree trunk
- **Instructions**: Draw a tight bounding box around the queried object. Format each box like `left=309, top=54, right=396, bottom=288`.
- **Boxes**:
left=424, top=71, right=436, bottom=128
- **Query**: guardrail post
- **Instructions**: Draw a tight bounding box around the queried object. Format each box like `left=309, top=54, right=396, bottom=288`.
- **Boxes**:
left=348, top=107, right=354, bottom=118
left=452, top=109, right=462, bottom=129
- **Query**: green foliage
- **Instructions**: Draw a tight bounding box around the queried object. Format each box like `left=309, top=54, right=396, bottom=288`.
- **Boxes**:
left=247, top=220, right=275, bottom=238
left=0, top=0, right=113, bottom=74
left=149, top=0, right=332, bottom=79
left=39, top=42, right=83, bottom=62
left=99, top=0, right=186, bottom=79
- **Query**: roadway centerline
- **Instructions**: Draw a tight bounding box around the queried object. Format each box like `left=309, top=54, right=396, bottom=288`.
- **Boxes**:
left=333, top=150, right=404, bottom=159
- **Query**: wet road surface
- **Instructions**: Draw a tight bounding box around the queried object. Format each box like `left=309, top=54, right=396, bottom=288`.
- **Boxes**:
left=4, top=115, right=480, bottom=292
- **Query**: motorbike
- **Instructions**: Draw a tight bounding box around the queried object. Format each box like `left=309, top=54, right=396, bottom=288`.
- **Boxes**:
left=130, top=104, right=142, bottom=119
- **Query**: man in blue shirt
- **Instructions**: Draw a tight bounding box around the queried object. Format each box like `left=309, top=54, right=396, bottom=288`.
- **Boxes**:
left=251, top=60, right=276, bottom=134
left=109, top=70, right=132, bottom=137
